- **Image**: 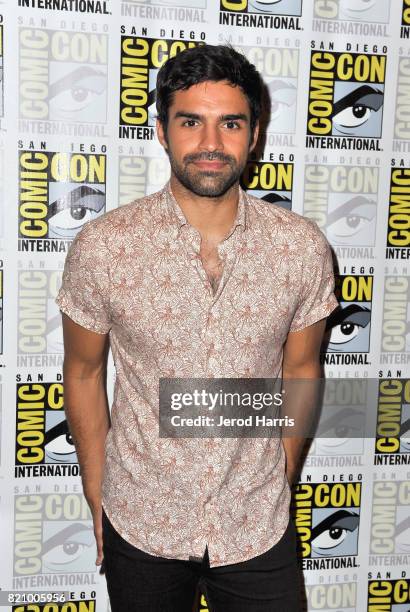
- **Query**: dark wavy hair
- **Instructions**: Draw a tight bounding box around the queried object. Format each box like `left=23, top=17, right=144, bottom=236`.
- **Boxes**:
left=156, top=44, right=263, bottom=137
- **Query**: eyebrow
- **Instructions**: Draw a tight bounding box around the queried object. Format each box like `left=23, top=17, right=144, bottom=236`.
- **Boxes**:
left=173, top=111, right=249, bottom=122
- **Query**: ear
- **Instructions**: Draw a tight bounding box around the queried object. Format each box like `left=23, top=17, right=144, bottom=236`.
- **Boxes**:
left=249, top=121, right=260, bottom=152
left=156, top=119, right=168, bottom=150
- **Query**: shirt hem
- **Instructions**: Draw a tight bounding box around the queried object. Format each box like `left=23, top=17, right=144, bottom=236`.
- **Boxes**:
left=208, top=518, right=290, bottom=568
left=289, top=295, right=339, bottom=333
left=101, top=502, right=290, bottom=568
left=56, top=295, right=111, bottom=335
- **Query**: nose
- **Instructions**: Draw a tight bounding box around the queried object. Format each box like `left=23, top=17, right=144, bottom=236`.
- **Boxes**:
left=199, top=123, right=223, bottom=152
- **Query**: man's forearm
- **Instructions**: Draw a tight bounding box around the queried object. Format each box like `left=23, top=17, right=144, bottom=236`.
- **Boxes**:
left=63, top=366, right=110, bottom=509
left=281, top=363, right=322, bottom=485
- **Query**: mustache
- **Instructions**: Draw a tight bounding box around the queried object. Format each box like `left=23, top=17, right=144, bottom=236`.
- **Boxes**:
left=183, top=152, right=235, bottom=165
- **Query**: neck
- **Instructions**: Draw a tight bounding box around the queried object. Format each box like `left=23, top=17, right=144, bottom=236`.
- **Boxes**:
left=170, top=175, right=240, bottom=238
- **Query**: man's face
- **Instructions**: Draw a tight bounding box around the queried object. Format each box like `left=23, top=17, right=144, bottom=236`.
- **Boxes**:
left=157, top=80, right=258, bottom=198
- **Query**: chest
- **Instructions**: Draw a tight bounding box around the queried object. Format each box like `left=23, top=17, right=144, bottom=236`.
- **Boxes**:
left=109, top=234, right=300, bottom=352
left=199, top=237, right=224, bottom=295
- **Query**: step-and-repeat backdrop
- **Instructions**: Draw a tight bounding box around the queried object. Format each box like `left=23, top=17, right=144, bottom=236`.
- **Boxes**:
left=0, top=0, right=409, bottom=610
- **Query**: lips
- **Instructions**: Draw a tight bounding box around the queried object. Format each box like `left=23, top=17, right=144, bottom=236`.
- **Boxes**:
left=192, top=160, right=227, bottom=170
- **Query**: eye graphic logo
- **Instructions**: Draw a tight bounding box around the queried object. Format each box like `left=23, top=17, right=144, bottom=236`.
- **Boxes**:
left=118, top=154, right=170, bottom=205
left=15, top=382, right=79, bottom=477
left=324, top=275, right=373, bottom=353
left=293, top=482, right=361, bottom=567
left=18, top=151, right=106, bottom=246
left=119, top=36, right=202, bottom=136
left=381, top=276, right=410, bottom=354
left=241, top=161, right=293, bottom=210
left=18, top=269, right=63, bottom=357
left=308, top=379, right=366, bottom=458
left=375, top=379, right=410, bottom=457
left=19, top=28, right=108, bottom=125
left=303, top=164, right=378, bottom=246
left=307, top=52, right=386, bottom=139
left=314, top=0, right=390, bottom=23
left=305, top=581, right=357, bottom=611
left=386, top=168, right=410, bottom=258
left=368, top=579, right=410, bottom=610
left=220, top=0, right=302, bottom=16
left=13, top=494, right=94, bottom=576
left=370, top=479, right=410, bottom=560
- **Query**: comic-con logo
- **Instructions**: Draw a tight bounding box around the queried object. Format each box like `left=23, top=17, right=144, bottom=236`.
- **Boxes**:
left=394, top=58, right=410, bottom=147
left=119, top=34, right=203, bottom=139
left=13, top=494, right=94, bottom=580
left=199, top=594, right=209, bottom=612
left=293, top=481, right=361, bottom=569
left=370, top=479, right=410, bottom=558
left=15, top=382, right=79, bottom=478
left=306, top=379, right=366, bottom=464
left=305, top=581, right=357, bottom=611
left=402, top=0, right=410, bottom=38
left=374, top=379, right=410, bottom=462
left=219, top=1, right=302, bottom=30
left=368, top=579, right=410, bottom=610
left=314, top=0, right=390, bottom=25
left=241, top=159, right=293, bottom=209
left=17, top=269, right=63, bottom=366
left=386, top=167, right=410, bottom=260
left=306, top=50, right=386, bottom=150
left=19, top=27, right=108, bottom=132
left=18, top=150, right=106, bottom=252
left=12, top=596, right=96, bottom=612
left=118, top=152, right=170, bottom=205
left=303, top=163, right=378, bottom=248
left=238, top=45, right=298, bottom=140
left=381, top=276, right=410, bottom=358
left=322, top=274, right=373, bottom=365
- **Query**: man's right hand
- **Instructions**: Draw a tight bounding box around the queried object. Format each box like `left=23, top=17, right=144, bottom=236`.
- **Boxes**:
left=91, top=504, right=104, bottom=567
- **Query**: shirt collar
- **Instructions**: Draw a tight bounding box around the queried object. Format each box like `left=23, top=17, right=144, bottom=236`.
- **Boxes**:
left=165, top=181, right=248, bottom=233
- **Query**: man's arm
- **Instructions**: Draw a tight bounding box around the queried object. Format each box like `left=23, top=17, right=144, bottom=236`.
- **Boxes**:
left=281, top=318, right=326, bottom=486
left=61, top=313, right=110, bottom=567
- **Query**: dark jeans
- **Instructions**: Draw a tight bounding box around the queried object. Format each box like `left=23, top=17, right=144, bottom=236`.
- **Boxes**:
left=102, top=508, right=301, bottom=612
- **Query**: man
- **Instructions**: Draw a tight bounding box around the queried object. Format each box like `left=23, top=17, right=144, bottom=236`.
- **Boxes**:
left=56, top=44, right=339, bottom=611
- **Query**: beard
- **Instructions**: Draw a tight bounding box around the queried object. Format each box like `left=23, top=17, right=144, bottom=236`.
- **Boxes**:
left=167, top=148, right=246, bottom=198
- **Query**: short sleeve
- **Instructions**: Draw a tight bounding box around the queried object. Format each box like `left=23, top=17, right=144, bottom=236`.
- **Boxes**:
left=55, top=222, right=111, bottom=334
left=289, top=224, right=339, bottom=333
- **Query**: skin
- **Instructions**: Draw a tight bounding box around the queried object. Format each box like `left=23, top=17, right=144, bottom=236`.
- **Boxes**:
left=61, top=79, right=327, bottom=567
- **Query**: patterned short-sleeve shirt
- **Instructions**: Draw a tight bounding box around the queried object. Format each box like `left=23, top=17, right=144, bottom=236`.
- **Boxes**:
left=55, top=182, right=339, bottom=567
